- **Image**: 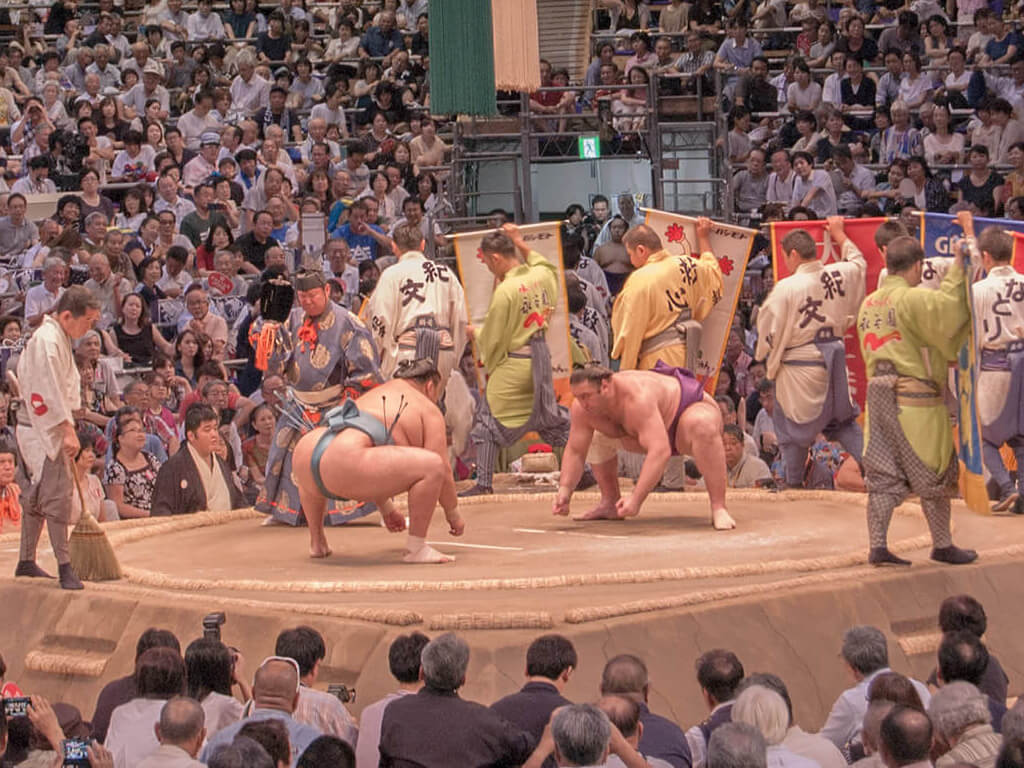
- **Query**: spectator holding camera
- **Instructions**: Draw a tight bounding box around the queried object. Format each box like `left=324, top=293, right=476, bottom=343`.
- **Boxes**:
left=274, top=627, right=358, bottom=747
left=185, top=638, right=247, bottom=736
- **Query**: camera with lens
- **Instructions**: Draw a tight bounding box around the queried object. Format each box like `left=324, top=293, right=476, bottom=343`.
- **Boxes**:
left=202, top=612, right=226, bottom=641
left=49, top=129, right=91, bottom=191
left=326, top=684, right=355, bottom=704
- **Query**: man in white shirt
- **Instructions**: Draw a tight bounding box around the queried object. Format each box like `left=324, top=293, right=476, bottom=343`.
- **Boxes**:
left=186, top=0, right=225, bottom=41
left=85, top=44, right=121, bottom=91
left=177, top=90, right=222, bottom=151
left=157, top=247, right=191, bottom=298
left=84, top=251, right=132, bottom=330
left=299, top=117, right=342, bottom=165
left=355, top=632, right=427, bottom=768
left=830, top=144, right=876, bottom=216
left=766, top=148, right=795, bottom=210
left=229, top=51, right=270, bottom=119
left=160, top=0, right=190, bottom=42
left=389, top=197, right=446, bottom=250
left=790, top=151, right=838, bottom=217
left=819, top=626, right=930, bottom=750
left=153, top=171, right=197, bottom=224
left=183, top=132, right=222, bottom=189
left=11, top=156, right=57, bottom=196
left=137, top=698, right=207, bottom=768
left=309, top=83, right=350, bottom=139
left=121, top=60, right=170, bottom=121
left=24, top=257, right=66, bottom=327
left=0, top=194, right=38, bottom=257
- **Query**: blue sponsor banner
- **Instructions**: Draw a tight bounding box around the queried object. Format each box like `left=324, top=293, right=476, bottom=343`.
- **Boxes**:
left=920, top=212, right=1024, bottom=259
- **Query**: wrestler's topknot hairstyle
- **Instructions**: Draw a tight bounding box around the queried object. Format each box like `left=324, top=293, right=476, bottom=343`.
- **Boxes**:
left=394, top=358, right=441, bottom=386
left=570, top=364, right=614, bottom=386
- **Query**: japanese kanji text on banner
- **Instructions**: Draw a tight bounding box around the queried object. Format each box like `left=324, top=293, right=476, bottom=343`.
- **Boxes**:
left=640, top=208, right=757, bottom=390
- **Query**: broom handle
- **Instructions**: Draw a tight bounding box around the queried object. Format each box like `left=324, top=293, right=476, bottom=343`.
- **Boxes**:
left=67, top=454, right=88, bottom=521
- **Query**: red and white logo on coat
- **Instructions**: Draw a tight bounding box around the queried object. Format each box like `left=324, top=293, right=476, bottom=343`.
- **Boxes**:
left=30, top=393, right=47, bottom=416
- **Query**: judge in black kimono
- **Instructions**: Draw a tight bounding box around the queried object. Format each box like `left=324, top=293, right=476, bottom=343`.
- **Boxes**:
left=151, top=402, right=245, bottom=516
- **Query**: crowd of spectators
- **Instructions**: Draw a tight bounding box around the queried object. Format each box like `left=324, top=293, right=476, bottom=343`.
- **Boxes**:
left=0, top=594, right=1020, bottom=768
left=0, top=0, right=458, bottom=517
left=581, top=2, right=1024, bottom=224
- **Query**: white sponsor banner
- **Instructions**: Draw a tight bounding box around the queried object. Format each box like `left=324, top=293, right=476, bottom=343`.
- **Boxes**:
left=641, top=208, right=757, bottom=389
left=453, top=222, right=573, bottom=402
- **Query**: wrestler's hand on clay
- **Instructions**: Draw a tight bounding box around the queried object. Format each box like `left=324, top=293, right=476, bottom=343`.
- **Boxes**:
left=445, top=507, right=465, bottom=536
left=552, top=487, right=571, bottom=516
left=379, top=498, right=407, bottom=533
left=615, top=494, right=642, bottom=519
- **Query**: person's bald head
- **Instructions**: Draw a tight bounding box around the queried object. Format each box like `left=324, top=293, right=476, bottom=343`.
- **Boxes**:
left=253, top=659, right=300, bottom=713
left=597, top=695, right=643, bottom=744
left=89, top=251, right=112, bottom=281
left=600, top=654, right=649, bottom=703
left=879, top=705, right=932, bottom=768
left=156, top=696, right=205, bottom=757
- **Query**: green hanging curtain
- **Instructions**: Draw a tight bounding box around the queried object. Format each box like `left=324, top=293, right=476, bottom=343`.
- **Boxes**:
left=429, top=0, right=497, bottom=116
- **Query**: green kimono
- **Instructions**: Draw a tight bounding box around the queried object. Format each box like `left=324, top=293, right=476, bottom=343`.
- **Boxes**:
left=476, top=251, right=559, bottom=428
left=857, top=264, right=970, bottom=474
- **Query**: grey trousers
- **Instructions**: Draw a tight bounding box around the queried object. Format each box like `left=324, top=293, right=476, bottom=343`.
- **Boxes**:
left=19, top=452, right=72, bottom=565
left=863, top=376, right=956, bottom=551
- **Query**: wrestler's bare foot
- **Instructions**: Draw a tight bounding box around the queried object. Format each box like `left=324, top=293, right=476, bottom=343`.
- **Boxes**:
left=572, top=500, right=621, bottom=520
left=403, top=544, right=455, bottom=564
left=309, top=542, right=333, bottom=559
left=712, top=508, right=737, bottom=530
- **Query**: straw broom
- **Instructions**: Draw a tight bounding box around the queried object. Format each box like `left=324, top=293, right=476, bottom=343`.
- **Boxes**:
left=68, top=458, right=122, bottom=581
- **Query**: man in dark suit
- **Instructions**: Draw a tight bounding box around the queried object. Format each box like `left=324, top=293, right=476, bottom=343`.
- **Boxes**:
left=686, top=649, right=745, bottom=768
left=937, top=631, right=1007, bottom=732
left=379, top=633, right=534, bottom=767
left=491, top=635, right=576, bottom=766
left=151, top=403, right=243, bottom=516
left=601, top=655, right=694, bottom=768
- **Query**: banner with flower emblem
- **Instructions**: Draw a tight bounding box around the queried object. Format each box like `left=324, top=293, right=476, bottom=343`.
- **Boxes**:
left=453, top=222, right=574, bottom=402
left=640, top=209, right=757, bottom=392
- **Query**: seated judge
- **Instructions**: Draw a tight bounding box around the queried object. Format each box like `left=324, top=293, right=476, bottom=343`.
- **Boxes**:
left=151, top=402, right=244, bottom=516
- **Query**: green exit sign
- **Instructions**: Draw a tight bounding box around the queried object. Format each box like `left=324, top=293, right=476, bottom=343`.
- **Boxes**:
left=578, top=136, right=600, bottom=159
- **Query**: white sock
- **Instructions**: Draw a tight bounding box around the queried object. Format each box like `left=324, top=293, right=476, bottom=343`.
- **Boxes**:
left=407, top=535, right=425, bottom=552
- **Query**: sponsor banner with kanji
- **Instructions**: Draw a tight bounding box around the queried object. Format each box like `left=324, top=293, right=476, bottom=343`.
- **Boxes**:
left=452, top=222, right=574, bottom=401
left=641, top=209, right=756, bottom=391
left=770, top=217, right=888, bottom=410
